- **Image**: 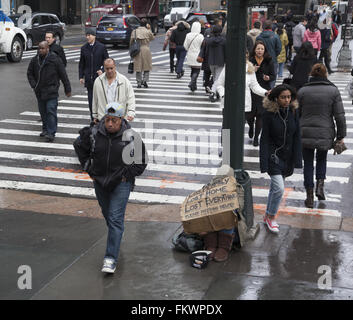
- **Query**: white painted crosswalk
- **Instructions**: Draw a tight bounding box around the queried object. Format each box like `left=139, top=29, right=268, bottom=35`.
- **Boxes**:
left=21, top=47, right=171, bottom=66
left=0, top=68, right=352, bottom=218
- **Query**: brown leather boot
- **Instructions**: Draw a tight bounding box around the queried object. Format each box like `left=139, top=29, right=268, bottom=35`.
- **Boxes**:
left=202, top=232, right=218, bottom=260
left=315, top=179, right=326, bottom=200
left=214, top=232, right=234, bottom=262
left=304, top=188, right=314, bottom=208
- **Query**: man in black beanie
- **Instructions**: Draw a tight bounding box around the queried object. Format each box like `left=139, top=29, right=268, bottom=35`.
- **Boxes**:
left=79, top=28, right=109, bottom=120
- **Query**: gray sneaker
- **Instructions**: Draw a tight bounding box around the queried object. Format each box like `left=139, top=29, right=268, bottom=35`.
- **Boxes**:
left=101, top=258, right=116, bottom=273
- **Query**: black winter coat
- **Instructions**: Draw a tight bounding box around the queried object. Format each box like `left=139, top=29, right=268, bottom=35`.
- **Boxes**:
left=76, top=119, right=148, bottom=191
left=260, top=97, right=302, bottom=177
left=78, top=41, right=109, bottom=87
left=205, top=34, right=226, bottom=66
left=297, top=77, right=346, bottom=150
left=249, top=55, right=275, bottom=114
left=170, top=23, right=190, bottom=46
left=27, top=52, right=71, bottom=101
left=289, top=55, right=317, bottom=91
left=49, top=42, right=67, bottom=67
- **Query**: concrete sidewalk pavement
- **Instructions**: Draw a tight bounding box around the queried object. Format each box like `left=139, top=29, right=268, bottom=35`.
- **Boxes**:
left=1, top=189, right=353, bottom=300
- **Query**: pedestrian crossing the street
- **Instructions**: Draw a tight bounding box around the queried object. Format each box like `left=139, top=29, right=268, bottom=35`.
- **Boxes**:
left=0, top=69, right=352, bottom=219
left=21, top=47, right=171, bottom=66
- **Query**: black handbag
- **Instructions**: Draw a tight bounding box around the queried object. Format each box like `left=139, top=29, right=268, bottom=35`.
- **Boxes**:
left=128, top=60, right=134, bottom=74
left=129, top=29, right=140, bottom=58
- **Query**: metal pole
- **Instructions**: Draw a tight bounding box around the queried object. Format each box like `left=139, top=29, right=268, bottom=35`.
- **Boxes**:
left=337, top=0, right=353, bottom=71
left=224, top=0, right=247, bottom=171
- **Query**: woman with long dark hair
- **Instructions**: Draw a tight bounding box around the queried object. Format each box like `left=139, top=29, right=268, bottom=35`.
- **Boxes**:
left=289, top=41, right=317, bottom=91
left=303, top=21, right=321, bottom=57
left=297, top=64, right=346, bottom=208
left=248, top=40, right=276, bottom=146
left=260, top=84, right=302, bottom=233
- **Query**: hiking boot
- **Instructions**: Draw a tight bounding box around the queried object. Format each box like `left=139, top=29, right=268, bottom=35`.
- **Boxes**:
left=202, top=232, right=218, bottom=261
left=214, top=232, right=234, bottom=262
left=304, top=188, right=314, bottom=208
left=264, top=215, right=279, bottom=234
left=101, top=258, right=116, bottom=274
left=176, top=73, right=182, bottom=79
left=315, top=179, right=326, bottom=200
left=142, top=81, right=148, bottom=88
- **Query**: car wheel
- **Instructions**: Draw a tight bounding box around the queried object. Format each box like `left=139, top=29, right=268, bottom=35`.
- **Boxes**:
left=26, top=36, right=33, bottom=50
left=7, top=36, right=24, bottom=62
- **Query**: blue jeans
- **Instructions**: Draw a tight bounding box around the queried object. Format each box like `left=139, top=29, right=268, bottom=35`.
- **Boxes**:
left=266, top=175, right=285, bottom=216
left=302, top=148, right=328, bottom=189
left=175, top=45, right=186, bottom=74
left=94, top=181, right=131, bottom=262
left=37, top=97, right=58, bottom=136
left=278, top=62, right=284, bottom=77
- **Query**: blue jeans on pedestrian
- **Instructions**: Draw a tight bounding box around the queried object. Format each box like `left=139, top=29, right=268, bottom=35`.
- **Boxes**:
left=266, top=175, right=285, bottom=216
left=175, top=45, right=186, bottom=74
left=94, top=181, right=131, bottom=263
left=278, top=62, right=284, bottom=77
left=302, top=148, right=328, bottom=189
left=37, top=97, right=58, bottom=136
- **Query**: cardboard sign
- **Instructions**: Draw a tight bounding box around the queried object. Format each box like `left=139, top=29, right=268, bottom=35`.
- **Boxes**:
left=180, top=176, right=239, bottom=234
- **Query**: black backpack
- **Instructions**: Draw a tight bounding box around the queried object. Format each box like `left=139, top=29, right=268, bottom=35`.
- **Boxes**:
left=172, top=231, right=204, bottom=253
left=73, top=124, right=98, bottom=172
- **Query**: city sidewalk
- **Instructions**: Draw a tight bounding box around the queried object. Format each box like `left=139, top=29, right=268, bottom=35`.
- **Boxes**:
left=1, top=189, right=353, bottom=300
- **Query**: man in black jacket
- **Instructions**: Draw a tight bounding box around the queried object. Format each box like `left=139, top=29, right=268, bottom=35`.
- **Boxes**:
left=170, top=22, right=190, bottom=78
left=79, top=28, right=109, bottom=120
left=74, top=102, right=148, bottom=273
left=27, top=41, right=71, bottom=142
left=45, top=31, right=67, bottom=67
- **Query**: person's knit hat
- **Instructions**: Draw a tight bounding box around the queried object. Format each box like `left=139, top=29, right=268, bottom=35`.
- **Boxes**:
left=105, top=102, right=125, bottom=117
left=85, top=28, right=96, bottom=36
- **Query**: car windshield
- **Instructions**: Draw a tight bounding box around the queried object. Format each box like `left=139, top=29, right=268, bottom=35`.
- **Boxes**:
left=99, top=18, right=124, bottom=28
left=172, top=1, right=192, bottom=8
left=187, top=15, right=207, bottom=23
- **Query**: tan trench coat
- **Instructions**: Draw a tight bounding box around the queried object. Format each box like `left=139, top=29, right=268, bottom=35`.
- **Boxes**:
left=130, top=27, right=154, bottom=72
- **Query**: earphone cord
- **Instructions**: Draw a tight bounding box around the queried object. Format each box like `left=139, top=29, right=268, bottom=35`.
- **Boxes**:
left=274, top=107, right=289, bottom=157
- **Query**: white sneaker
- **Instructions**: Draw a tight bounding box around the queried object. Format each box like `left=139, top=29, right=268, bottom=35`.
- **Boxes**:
left=101, top=258, right=116, bottom=273
left=264, top=215, right=279, bottom=234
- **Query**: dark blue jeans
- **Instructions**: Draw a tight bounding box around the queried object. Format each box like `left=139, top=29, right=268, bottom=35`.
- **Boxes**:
left=37, top=97, right=58, bottom=136
left=302, top=148, right=328, bottom=189
left=94, top=181, right=131, bottom=262
left=175, top=45, right=186, bottom=74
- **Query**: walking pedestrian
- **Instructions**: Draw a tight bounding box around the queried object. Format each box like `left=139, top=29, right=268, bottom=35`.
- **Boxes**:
left=247, top=21, right=262, bottom=47
left=297, top=64, right=346, bottom=208
left=92, top=58, right=136, bottom=122
left=184, top=21, right=204, bottom=92
left=260, top=84, right=302, bottom=233
left=303, top=21, right=321, bottom=57
left=79, top=28, right=109, bottom=120
left=256, top=20, right=282, bottom=87
left=284, top=16, right=296, bottom=62
left=293, top=17, right=308, bottom=54
left=318, top=26, right=334, bottom=74
left=276, top=23, right=288, bottom=78
left=45, top=31, right=67, bottom=67
left=131, top=18, right=154, bottom=88
left=170, top=21, right=190, bottom=79
left=289, top=41, right=317, bottom=91
left=163, top=21, right=177, bottom=73
left=74, top=102, right=147, bottom=273
left=217, top=54, right=268, bottom=142
left=248, top=40, right=275, bottom=146
left=27, top=41, right=71, bottom=142
left=205, top=24, right=226, bottom=102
